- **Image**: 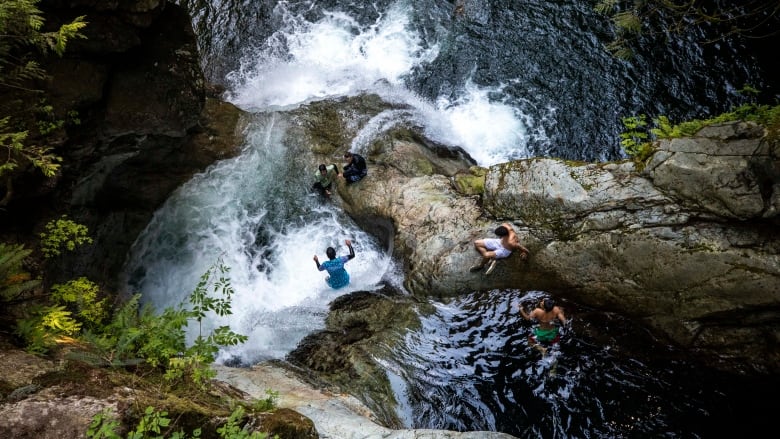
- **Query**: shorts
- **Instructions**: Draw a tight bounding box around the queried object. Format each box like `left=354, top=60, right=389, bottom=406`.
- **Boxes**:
left=484, top=238, right=512, bottom=259
left=532, top=327, right=560, bottom=344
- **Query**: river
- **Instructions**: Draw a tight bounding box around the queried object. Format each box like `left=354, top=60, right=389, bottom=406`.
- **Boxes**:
left=122, top=1, right=778, bottom=437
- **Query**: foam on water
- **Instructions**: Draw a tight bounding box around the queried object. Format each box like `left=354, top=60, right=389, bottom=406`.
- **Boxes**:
left=224, top=1, right=540, bottom=166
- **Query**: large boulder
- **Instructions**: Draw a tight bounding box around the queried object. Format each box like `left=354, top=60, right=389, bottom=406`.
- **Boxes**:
left=643, top=122, right=779, bottom=219
left=323, top=117, right=780, bottom=374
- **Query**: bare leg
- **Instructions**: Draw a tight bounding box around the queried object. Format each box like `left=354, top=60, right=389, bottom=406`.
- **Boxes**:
left=470, top=240, right=493, bottom=271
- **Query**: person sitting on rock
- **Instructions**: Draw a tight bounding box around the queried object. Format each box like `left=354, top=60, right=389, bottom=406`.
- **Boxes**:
left=312, top=163, right=340, bottom=198
left=340, top=151, right=367, bottom=184
left=313, top=239, right=355, bottom=289
left=470, top=222, right=529, bottom=275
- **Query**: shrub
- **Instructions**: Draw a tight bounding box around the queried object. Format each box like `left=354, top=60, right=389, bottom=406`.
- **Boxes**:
left=39, top=215, right=93, bottom=258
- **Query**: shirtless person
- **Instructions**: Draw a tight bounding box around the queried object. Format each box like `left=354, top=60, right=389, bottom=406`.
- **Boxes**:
left=470, top=222, right=530, bottom=275
left=520, top=297, right=567, bottom=355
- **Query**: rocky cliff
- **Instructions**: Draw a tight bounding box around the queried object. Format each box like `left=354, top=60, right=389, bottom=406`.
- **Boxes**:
left=311, top=105, right=779, bottom=374
left=0, top=0, right=245, bottom=291
left=2, top=0, right=778, bottom=436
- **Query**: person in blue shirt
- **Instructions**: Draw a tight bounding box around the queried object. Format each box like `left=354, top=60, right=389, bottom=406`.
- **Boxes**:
left=313, top=239, right=355, bottom=289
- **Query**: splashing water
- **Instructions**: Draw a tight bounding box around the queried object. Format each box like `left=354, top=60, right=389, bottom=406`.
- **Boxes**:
left=223, top=1, right=537, bottom=166
left=122, top=114, right=400, bottom=364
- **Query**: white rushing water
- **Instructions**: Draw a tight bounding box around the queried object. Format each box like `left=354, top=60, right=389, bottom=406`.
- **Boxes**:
left=224, top=1, right=542, bottom=165
left=122, top=0, right=542, bottom=365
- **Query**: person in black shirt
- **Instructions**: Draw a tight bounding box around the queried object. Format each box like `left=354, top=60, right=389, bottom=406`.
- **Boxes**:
left=341, top=151, right=367, bottom=184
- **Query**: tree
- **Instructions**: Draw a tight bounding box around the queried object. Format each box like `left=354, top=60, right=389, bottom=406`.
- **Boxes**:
left=0, top=0, right=86, bottom=205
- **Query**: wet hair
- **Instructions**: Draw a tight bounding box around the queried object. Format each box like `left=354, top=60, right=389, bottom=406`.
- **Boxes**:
left=326, top=247, right=336, bottom=259
left=494, top=225, right=508, bottom=236
left=344, top=151, right=353, bottom=159
left=542, top=298, right=555, bottom=312
left=318, top=164, right=327, bottom=172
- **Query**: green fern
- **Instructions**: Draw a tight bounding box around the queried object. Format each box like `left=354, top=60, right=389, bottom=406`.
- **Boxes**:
left=0, top=242, right=40, bottom=301
left=51, top=277, right=107, bottom=326
left=40, top=304, right=82, bottom=334
left=594, top=0, right=619, bottom=15
left=613, top=11, right=642, bottom=34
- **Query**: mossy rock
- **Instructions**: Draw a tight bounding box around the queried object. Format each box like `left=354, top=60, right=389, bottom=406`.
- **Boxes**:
left=453, top=166, right=487, bottom=195
left=258, top=408, right=317, bottom=439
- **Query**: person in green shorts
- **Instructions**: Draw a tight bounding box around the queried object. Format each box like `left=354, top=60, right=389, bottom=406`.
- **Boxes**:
left=519, top=297, right=567, bottom=355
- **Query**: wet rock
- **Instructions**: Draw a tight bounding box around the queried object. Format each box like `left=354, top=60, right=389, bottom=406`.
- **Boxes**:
left=303, top=109, right=780, bottom=374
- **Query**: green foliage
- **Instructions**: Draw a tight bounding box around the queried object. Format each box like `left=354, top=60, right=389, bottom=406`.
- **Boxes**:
left=39, top=215, right=93, bottom=258
left=86, top=408, right=122, bottom=439
left=619, top=115, right=654, bottom=162
left=15, top=274, right=105, bottom=354
left=62, top=259, right=247, bottom=390
left=164, top=354, right=216, bottom=388
left=594, top=1, right=780, bottom=59
left=35, top=100, right=80, bottom=135
left=13, top=308, right=52, bottom=354
left=0, top=115, right=62, bottom=178
left=80, top=294, right=188, bottom=368
left=15, top=303, right=82, bottom=353
left=87, top=406, right=273, bottom=439
left=619, top=102, right=780, bottom=165
left=217, top=406, right=268, bottom=439
left=250, top=390, right=279, bottom=413
left=0, top=0, right=87, bottom=203
left=39, top=304, right=82, bottom=334
left=51, top=277, right=107, bottom=326
left=0, top=0, right=87, bottom=89
left=163, top=261, right=248, bottom=389
left=612, top=11, right=641, bottom=34
left=127, top=406, right=187, bottom=439
left=87, top=406, right=200, bottom=439
left=0, top=242, right=40, bottom=301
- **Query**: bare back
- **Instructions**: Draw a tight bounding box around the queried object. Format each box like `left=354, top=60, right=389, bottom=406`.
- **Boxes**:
left=529, top=306, right=566, bottom=329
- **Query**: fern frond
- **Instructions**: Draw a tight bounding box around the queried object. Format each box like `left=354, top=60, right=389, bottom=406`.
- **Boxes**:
left=594, top=0, right=619, bottom=15
left=613, top=11, right=642, bottom=34
left=1, top=279, right=41, bottom=300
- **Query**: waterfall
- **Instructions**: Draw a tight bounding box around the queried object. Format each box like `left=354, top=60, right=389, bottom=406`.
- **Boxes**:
left=127, top=0, right=774, bottom=435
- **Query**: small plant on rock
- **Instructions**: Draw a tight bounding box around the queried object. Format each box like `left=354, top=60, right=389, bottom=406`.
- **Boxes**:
left=39, top=215, right=93, bottom=258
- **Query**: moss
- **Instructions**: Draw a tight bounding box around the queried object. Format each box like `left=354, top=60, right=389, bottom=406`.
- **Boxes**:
left=519, top=197, right=577, bottom=241
left=0, top=379, right=16, bottom=401
left=568, top=169, right=594, bottom=191
left=411, top=157, right=434, bottom=175
left=562, top=159, right=589, bottom=167
left=452, top=166, right=487, bottom=195
left=260, top=408, right=317, bottom=438
left=301, top=104, right=351, bottom=153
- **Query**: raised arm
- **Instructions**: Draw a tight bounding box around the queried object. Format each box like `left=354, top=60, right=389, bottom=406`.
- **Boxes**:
left=519, top=303, right=533, bottom=321
left=345, top=239, right=355, bottom=260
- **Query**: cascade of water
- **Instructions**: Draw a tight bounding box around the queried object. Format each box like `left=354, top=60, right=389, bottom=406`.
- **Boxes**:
left=128, top=0, right=775, bottom=435
left=122, top=113, right=398, bottom=364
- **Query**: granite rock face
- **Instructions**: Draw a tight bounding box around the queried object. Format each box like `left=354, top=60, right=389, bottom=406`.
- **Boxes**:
left=1, top=1, right=246, bottom=290
left=321, top=114, right=779, bottom=374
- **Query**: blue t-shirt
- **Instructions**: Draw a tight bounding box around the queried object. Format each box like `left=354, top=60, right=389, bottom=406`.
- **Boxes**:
left=319, top=255, right=350, bottom=289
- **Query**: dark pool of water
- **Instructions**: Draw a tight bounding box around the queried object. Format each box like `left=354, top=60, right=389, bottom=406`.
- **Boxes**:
left=383, top=289, right=778, bottom=438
